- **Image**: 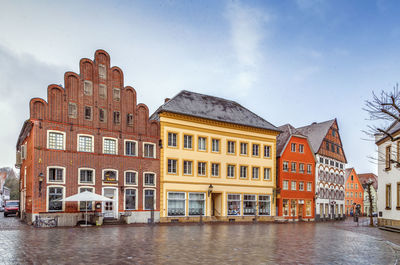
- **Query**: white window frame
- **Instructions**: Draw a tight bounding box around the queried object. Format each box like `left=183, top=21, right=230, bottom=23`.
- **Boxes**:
left=168, top=159, right=178, bottom=174
left=299, top=144, right=304, bottom=153
left=168, top=132, right=178, bottom=147
left=47, top=166, right=66, bottom=184
left=299, top=181, right=304, bottom=191
left=264, top=145, right=271, bottom=158
left=124, top=188, right=138, bottom=211
left=183, top=135, right=193, bottom=149
left=264, top=168, right=271, bottom=180
left=227, top=165, right=235, bottom=178
left=143, top=188, right=156, bottom=210
left=102, top=169, right=118, bottom=183
left=198, top=162, right=207, bottom=176
left=46, top=185, right=65, bottom=212
left=47, top=130, right=66, bottom=150
left=77, top=134, right=94, bottom=153
left=252, top=167, right=259, bottom=179
left=124, top=139, right=138, bottom=157
left=283, top=180, right=289, bottom=190
left=183, top=161, right=193, bottom=175
left=143, top=142, right=156, bottom=158
left=167, top=192, right=186, bottom=217
left=252, top=144, right=260, bottom=156
left=188, top=192, right=206, bottom=216
left=124, top=170, right=138, bottom=186
left=143, top=172, right=156, bottom=187
left=291, top=181, right=297, bottom=190
left=258, top=195, right=271, bottom=216
left=211, top=139, right=220, bottom=152
left=78, top=167, right=95, bottom=185
left=211, top=163, right=220, bottom=177
left=307, top=182, right=312, bottom=191
left=198, top=137, right=206, bottom=151
left=240, top=143, right=248, bottom=155
left=227, top=141, right=235, bottom=154
left=78, top=186, right=95, bottom=211
left=103, top=137, right=118, bottom=155
left=291, top=143, right=296, bottom=152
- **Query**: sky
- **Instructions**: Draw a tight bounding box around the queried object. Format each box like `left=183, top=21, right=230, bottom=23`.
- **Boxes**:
left=1, top=0, right=400, bottom=174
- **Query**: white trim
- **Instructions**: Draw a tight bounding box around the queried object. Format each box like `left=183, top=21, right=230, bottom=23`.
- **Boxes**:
left=188, top=192, right=206, bottom=216
left=102, top=168, right=118, bottom=184
left=124, top=170, right=138, bottom=186
left=124, top=139, right=138, bottom=156
left=143, top=142, right=156, bottom=158
left=102, top=187, right=118, bottom=218
left=102, top=137, right=118, bottom=155
left=167, top=191, right=186, bottom=217
left=47, top=130, right=66, bottom=150
left=46, top=185, right=65, bottom=212
left=143, top=172, right=157, bottom=187
left=46, top=166, right=66, bottom=184
left=143, top=188, right=156, bottom=210
left=77, top=134, right=95, bottom=153
left=78, top=167, right=96, bottom=185
left=77, top=186, right=95, bottom=211
left=124, top=188, right=138, bottom=211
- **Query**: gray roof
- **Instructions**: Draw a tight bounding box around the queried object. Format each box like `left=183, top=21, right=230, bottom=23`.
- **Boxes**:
left=376, top=120, right=400, bottom=143
left=296, top=119, right=335, bottom=154
left=150, top=90, right=280, bottom=131
left=276, top=124, right=306, bottom=156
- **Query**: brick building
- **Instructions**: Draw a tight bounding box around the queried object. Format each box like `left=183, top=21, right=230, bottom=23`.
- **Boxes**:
left=16, top=50, right=160, bottom=226
left=344, top=168, right=364, bottom=216
left=276, top=124, right=316, bottom=221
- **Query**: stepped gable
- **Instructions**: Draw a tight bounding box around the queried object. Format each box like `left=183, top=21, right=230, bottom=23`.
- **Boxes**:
left=358, top=173, right=378, bottom=190
left=150, top=90, right=280, bottom=132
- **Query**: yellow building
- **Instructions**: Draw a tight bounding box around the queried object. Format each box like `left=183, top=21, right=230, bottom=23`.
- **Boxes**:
left=150, top=91, right=280, bottom=222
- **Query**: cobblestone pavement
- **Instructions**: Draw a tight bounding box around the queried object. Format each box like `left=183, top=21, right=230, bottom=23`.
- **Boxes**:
left=0, top=214, right=399, bottom=265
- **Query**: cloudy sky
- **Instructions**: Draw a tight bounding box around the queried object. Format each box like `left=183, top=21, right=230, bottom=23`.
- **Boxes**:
left=1, top=0, right=400, bottom=173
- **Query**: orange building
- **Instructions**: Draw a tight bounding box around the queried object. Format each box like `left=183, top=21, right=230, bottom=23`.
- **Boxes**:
left=276, top=124, right=316, bottom=220
left=344, top=168, right=364, bottom=215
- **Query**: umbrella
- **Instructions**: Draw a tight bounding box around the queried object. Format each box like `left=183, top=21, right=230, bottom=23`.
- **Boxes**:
left=57, top=191, right=113, bottom=226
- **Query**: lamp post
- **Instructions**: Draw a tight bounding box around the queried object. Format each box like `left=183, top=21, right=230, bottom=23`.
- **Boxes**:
left=38, top=173, right=44, bottom=197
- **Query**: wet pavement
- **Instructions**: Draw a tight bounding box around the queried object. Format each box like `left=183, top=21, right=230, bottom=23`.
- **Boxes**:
left=0, top=214, right=399, bottom=265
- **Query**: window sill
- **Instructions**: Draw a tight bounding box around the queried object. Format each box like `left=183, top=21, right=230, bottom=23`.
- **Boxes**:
left=385, top=207, right=391, bottom=210
left=396, top=206, right=400, bottom=210
left=103, top=180, right=118, bottom=184
left=384, top=168, right=391, bottom=172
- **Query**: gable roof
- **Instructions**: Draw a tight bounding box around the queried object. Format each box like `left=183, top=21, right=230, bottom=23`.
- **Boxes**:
left=344, top=168, right=354, bottom=183
left=375, top=120, right=400, bottom=144
left=296, top=119, right=335, bottom=153
left=358, top=173, right=378, bottom=190
left=150, top=90, right=280, bottom=132
left=276, top=124, right=306, bottom=156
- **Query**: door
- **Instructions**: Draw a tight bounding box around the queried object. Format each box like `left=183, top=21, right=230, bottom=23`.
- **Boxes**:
left=298, top=205, right=303, bottom=220
left=211, top=193, right=222, bottom=216
left=103, top=188, right=118, bottom=218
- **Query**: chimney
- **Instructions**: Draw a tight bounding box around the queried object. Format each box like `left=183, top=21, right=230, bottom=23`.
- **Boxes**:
left=164, top=98, right=170, bottom=103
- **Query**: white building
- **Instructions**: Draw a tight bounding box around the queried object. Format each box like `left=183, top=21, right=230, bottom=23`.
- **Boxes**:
left=358, top=173, right=378, bottom=216
left=376, top=123, right=400, bottom=226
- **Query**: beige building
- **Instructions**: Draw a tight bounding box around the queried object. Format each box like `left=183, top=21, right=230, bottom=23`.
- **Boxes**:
left=150, top=91, right=280, bottom=222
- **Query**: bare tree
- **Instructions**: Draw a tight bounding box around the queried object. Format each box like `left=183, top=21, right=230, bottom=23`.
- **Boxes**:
left=363, top=179, right=375, bottom=227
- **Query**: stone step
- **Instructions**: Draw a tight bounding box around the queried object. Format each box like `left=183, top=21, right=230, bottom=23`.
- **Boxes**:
left=103, top=218, right=124, bottom=225
left=379, top=226, right=400, bottom=233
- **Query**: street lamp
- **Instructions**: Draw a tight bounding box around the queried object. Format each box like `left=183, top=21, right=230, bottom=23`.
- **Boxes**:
left=38, top=172, right=44, bottom=197
left=208, top=184, right=213, bottom=197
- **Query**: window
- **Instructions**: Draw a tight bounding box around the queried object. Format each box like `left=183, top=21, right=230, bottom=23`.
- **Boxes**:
left=252, top=144, right=260, bottom=156
left=103, top=170, right=117, bottom=182
left=306, top=201, right=312, bottom=216
left=299, top=182, right=304, bottom=191
left=79, top=169, right=94, bottom=184
left=79, top=187, right=94, bottom=211
left=264, top=145, right=271, bottom=158
left=113, top=88, right=120, bottom=101
left=243, top=195, right=256, bottom=215
left=325, top=159, right=329, bottom=165
left=299, top=163, right=305, bottom=173
left=330, top=160, right=334, bottom=166
left=264, top=168, right=271, bottom=180
left=84, top=106, right=92, bottom=120
left=78, top=135, right=93, bottom=152
left=125, top=189, right=136, bottom=210
left=68, top=102, right=77, bottom=118
left=198, top=162, right=206, bottom=176
left=99, top=108, right=107, bottom=122
left=290, top=200, right=297, bottom=216
left=144, top=143, right=155, bottom=158
left=168, top=159, right=177, bottom=174
left=125, top=171, right=137, bottom=185
left=386, top=145, right=391, bottom=170
left=48, top=131, right=65, bottom=150
left=340, top=164, right=343, bottom=169
left=168, top=133, right=177, bottom=147
left=127, top=114, right=134, bottom=126
left=283, top=180, right=289, bottom=190
left=125, top=140, right=137, bottom=156
left=299, top=144, right=304, bottom=153
left=319, top=157, right=323, bottom=163
left=84, top=80, right=93, bottom=95
left=99, top=84, right=107, bottom=98
left=351, top=192, right=353, bottom=197
left=184, top=135, right=193, bottom=149
left=168, top=192, right=185, bottom=216
left=359, top=192, right=362, bottom=198
left=307, top=182, right=312, bottom=191
left=351, top=175, right=354, bottom=181
left=198, top=137, right=206, bottom=151
left=283, top=161, right=289, bottom=171
left=103, top=138, right=117, bottom=154
left=144, top=189, right=155, bottom=210
left=252, top=167, right=259, bottom=179
left=211, top=163, right=220, bottom=177
left=259, top=195, right=271, bottom=215
left=144, top=173, right=155, bottom=186
left=240, top=166, right=248, bottom=179
left=291, top=162, right=296, bottom=172
left=386, top=184, right=392, bottom=209
left=307, top=164, right=312, bottom=174
left=332, top=130, right=336, bottom=136
left=335, top=162, right=339, bottom=168
left=291, top=181, right=297, bottom=190
left=283, top=199, right=289, bottom=216
left=291, top=143, right=296, bottom=152
left=351, top=184, right=353, bottom=189
left=48, top=187, right=63, bottom=211
left=227, top=194, right=241, bottom=215
left=212, top=139, right=220, bottom=152
left=326, top=142, right=329, bottom=151
left=99, top=64, right=106, bottom=79
left=331, top=143, right=335, bottom=152
left=355, top=183, right=358, bottom=189
left=240, top=143, right=248, bottom=155
left=227, top=165, right=235, bottom=178
left=48, top=167, right=64, bottom=183
left=227, top=141, right=235, bottom=154
left=113, top=111, right=120, bottom=124
left=189, top=193, right=205, bottom=216
left=183, top=161, right=193, bottom=175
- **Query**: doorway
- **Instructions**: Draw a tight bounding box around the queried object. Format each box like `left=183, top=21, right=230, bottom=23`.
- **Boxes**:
left=102, top=188, right=118, bottom=218
left=298, top=204, right=304, bottom=220
left=211, top=193, right=222, bottom=216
